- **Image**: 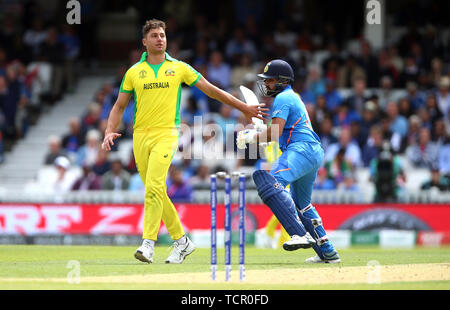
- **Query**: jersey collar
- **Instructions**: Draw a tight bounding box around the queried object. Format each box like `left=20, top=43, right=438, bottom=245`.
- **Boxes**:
left=281, top=84, right=292, bottom=93
left=139, top=51, right=174, bottom=63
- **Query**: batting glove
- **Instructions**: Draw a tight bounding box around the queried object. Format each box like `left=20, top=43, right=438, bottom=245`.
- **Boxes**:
left=236, top=129, right=258, bottom=149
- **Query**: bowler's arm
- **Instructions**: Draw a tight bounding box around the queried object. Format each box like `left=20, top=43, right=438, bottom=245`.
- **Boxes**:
left=102, top=92, right=131, bottom=151
left=195, top=77, right=268, bottom=122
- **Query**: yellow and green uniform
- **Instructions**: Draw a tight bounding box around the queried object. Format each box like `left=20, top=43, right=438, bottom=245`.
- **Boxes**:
left=120, top=51, right=201, bottom=240
left=263, top=142, right=290, bottom=247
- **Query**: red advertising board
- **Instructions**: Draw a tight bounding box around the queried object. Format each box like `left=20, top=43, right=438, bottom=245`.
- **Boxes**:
left=0, top=203, right=449, bottom=235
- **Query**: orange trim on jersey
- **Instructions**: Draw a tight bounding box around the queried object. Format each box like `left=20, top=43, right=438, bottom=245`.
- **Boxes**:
left=286, top=116, right=302, bottom=145
left=274, top=168, right=291, bottom=174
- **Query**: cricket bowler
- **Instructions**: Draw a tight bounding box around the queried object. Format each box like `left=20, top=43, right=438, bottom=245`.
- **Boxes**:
left=102, top=19, right=267, bottom=264
left=237, top=59, right=341, bottom=263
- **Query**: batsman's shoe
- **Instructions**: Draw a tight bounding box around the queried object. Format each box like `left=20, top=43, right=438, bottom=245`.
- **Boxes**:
left=282, top=233, right=316, bottom=251
left=165, top=236, right=196, bottom=264
left=306, top=251, right=341, bottom=264
left=134, top=245, right=153, bottom=264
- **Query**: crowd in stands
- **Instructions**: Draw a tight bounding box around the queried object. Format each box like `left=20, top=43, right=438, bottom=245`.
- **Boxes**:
left=0, top=5, right=80, bottom=163
left=1, top=1, right=449, bottom=202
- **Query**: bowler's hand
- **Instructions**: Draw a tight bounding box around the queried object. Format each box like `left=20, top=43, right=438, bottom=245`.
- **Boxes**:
left=102, top=132, right=122, bottom=151
left=243, top=104, right=269, bottom=123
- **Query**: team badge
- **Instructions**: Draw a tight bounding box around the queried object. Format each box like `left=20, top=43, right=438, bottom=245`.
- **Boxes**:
left=139, top=70, right=147, bottom=79
left=165, top=69, right=175, bottom=76
left=264, top=63, right=270, bottom=73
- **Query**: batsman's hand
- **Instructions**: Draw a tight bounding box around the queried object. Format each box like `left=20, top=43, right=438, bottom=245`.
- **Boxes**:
left=236, top=129, right=258, bottom=149
left=102, top=132, right=122, bottom=151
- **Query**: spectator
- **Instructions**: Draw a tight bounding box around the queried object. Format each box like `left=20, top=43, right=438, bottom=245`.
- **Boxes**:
left=378, top=50, right=399, bottom=86
left=337, top=55, right=366, bottom=89
left=362, top=125, right=383, bottom=167
left=62, top=117, right=85, bottom=156
left=425, top=93, right=444, bottom=124
left=318, top=116, right=337, bottom=153
left=359, top=100, right=379, bottom=146
left=207, top=50, right=231, bottom=90
left=192, top=38, right=209, bottom=67
left=59, top=24, right=80, bottom=93
left=39, top=27, right=65, bottom=101
left=81, top=103, right=102, bottom=134
left=421, top=168, right=449, bottom=191
left=350, top=121, right=365, bottom=150
left=370, top=142, right=406, bottom=202
left=167, top=165, right=193, bottom=202
left=129, top=172, right=145, bottom=192
left=71, top=164, right=102, bottom=191
left=333, top=101, right=361, bottom=128
left=416, top=108, right=433, bottom=131
left=432, top=119, right=447, bottom=147
left=225, top=28, right=257, bottom=65
left=386, top=101, right=409, bottom=138
left=358, top=41, right=379, bottom=87
left=76, top=129, right=101, bottom=167
left=190, top=164, right=210, bottom=187
left=92, top=149, right=111, bottom=176
left=305, top=65, right=325, bottom=101
left=44, top=135, right=67, bottom=165
left=23, top=17, right=47, bottom=59
left=2, top=64, right=28, bottom=140
left=406, top=81, right=426, bottom=110
left=347, top=77, right=369, bottom=114
left=406, top=127, right=440, bottom=168
left=273, top=20, right=297, bottom=50
left=429, top=57, right=444, bottom=86
left=406, top=115, right=422, bottom=147
left=399, top=55, right=419, bottom=87
left=26, top=54, right=53, bottom=107
left=45, top=156, right=74, bottom=194
left=325, top=126, right=362, bottom=167
left=379, top=114, right=402, bottom=153
left=377, top=76, right=402, bottom=111
left=213, top=104, right=238, bottom=144
left=313, top=94, right=328, bottom=123
left=436, top=76, right=450, bottom=122
left=398, top=97, right=414, bottom=119
left=230, top=53, right=257, bottom=88
left=101, top=158, right=131, bottom=190
left=324, top=147, right=354, bottom=188
left=314, top=167, right=336, bottom=190
left=324, top=78, right=342, bottom=112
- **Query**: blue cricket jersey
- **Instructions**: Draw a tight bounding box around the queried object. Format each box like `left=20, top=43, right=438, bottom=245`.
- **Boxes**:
left=271, top=85, right=321, bottom=151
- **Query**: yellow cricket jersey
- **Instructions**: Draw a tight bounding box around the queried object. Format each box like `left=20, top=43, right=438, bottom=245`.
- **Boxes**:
left=120, top=52, right=202, bottom=130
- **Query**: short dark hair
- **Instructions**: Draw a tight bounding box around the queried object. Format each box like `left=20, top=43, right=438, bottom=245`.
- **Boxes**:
left=142, top=19, right=166, bottom=37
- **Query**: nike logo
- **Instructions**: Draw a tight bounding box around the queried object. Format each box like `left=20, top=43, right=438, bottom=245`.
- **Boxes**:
left=164, top=154, right=168, bottom=158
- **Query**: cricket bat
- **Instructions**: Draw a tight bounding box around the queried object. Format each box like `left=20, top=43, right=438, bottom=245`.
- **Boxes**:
left=240, top=85, right=267, bottom=146
left=239, top=85, right=265, bottom=130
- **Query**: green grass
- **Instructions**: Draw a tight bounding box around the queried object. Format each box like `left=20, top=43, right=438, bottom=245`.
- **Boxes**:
left=0, top=245, right=449, bottom=290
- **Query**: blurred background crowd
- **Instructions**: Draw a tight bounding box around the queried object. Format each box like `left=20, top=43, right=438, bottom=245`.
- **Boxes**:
left=0, top=0, right=449, bottom=203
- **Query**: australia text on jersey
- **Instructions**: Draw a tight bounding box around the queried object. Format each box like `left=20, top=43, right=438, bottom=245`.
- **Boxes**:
left=143, top=82, right=170, bottom=90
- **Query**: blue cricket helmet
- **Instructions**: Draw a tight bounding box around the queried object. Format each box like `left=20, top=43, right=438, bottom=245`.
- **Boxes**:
left=257, top=59, right=294, bottom=97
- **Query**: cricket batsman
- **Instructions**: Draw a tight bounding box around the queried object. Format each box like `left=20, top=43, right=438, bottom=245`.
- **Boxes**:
left=102, top=19, right=267, bottom=264
left=237, top=59, right=341, bottom=263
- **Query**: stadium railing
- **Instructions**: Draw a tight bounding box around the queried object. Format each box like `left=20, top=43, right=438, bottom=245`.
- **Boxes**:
left=0, top=189, right=448, bottom=204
